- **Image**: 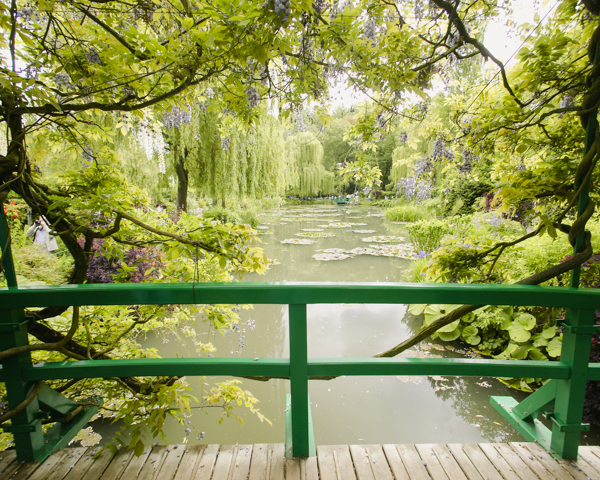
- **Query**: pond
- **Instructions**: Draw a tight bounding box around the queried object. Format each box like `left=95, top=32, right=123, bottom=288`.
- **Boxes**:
left=96, top=204, right=600, bottom=447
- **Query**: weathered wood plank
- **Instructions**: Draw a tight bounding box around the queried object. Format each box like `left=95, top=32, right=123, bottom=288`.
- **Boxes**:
left=349, top=445, right=393, bottom=480
left=29, top=448, right=79, bottom=480
left=156, top=445, right=186, bottom=480
left=98, top=448, right=135, bottom=480
left=230, top=445, right=252, bottom=480
left=462, top=444, right=506, bottom=480
left=248, top=444, right=268, bottom=480
left=445, top=444, right=483, bottom=480
left=269, top=444, right=285, bottom=480
left=430, top=444, right=467, bottom=480
left=485, top=443, right=537, bottom=480
left=9, top=460, right=44, bottom=480
left=395, top=444, right=430, bottom=480
left=285, top=457, right=319, bottom=480
left=415, top=444, right=449, bottom=480
left=381, top=445, right=410, bottom=480
left=524, top=442, right=587, bottom=480
left=212, top=445, right=236, bottom=480
left=509, top=442, right=560, bottom=480
left=136, top=445, right=168, bottom=480
left=576, top=446, right=600, bottom=479
left=0, top=450, right=17, bottom=476
left=172, top=445, right=203, bottom=480
left=317, top=445, right=357, bottom=480
left=64, top=447, right=113, bottom=480
left=192, top=444, right=219, bottom=480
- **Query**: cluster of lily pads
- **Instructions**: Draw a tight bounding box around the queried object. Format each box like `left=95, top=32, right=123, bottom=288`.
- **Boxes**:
left=296, top=231, right=336, bottom=238
left=281, top=238, right=316, bottom=245
left=312, top=244, right=415, bottom=261
left=361, top=235, right=405, bottom=243
left=319, top=222, right=368, bottom=228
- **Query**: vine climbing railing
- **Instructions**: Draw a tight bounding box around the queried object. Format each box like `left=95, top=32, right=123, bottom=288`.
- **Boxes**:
left=1, top=281, right=600, bottom=461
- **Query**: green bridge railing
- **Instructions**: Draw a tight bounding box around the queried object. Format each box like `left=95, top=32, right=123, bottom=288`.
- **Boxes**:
left=2, top=282, right=600, bottom=461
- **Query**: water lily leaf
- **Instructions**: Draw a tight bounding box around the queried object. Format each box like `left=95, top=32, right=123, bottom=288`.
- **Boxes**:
left=495, top=343, right=518, bottom=360
left=511, top=345, right=531, bottom=360
left=408, top=304, right=427, bottom=315
left=437, top=319, right=460, bottom=333
left=423, top=304, right=453, bottom=325
left=541, top=326, right=558, bottom=339
left=438, top=327, right=461, bottom=341
left=528, top=346, right=548, bottom=361
left=513, top=313, right=536, bottom=330
left=547, top=337, right=562, bottom=358
left=507, top=322, right=532, bottom=343
left=461, top=325, right=481, bottom=345
left=532, top=334, right=549, bottom=348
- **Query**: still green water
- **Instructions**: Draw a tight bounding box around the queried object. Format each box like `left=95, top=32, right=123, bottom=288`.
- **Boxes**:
left=98, top=204, right=600, bottom=447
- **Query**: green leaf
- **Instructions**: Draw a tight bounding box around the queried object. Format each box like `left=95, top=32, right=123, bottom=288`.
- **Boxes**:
left=437, top=327, right=461, bottom=342
left=541, top=326, right=558, bottom=339
left=134, top=439, right=145, bottom=457
left=461, top=325, right=481, bottom=345
left=507, top=322, right=532, bottom=343
left=408, top=304, right=426, bottom=315
left=513, top=313, right=536, bottom=330
left=547, top=337, right=562, bottom=358
left=528, top=346, right=548, bottom=361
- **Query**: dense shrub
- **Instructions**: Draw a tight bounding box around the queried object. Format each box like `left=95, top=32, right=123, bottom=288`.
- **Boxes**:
left=84, top=239, right=164, bottom=284
left=407, top=220, right=451, bottom=254
left=385, top=204, right=430, bottom=222
left=443, top=179, right=493, bottom=216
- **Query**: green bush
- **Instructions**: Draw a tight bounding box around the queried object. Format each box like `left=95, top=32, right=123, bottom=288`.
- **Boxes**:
left=1, top=242, right=73, bottom=287
left=407, top=219, right=452, bottom=253
left=203, top=207, right=241, bottom=224
left=385, top=204, right=430, bottom=222
left=443, top=179, right=493, bottom=216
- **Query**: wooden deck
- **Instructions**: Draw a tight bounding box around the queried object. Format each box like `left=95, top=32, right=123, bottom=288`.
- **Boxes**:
left=1, top=442, right=600, bottom=479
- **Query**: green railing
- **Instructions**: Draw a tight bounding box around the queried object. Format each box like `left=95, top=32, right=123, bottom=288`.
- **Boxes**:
left=2, top=282, right=600, bottom=461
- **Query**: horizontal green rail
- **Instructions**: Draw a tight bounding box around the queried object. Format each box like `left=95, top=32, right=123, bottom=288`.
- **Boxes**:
left=0, top=357, right=575, bottom=382
left=3, top=281, right=600, bottom=308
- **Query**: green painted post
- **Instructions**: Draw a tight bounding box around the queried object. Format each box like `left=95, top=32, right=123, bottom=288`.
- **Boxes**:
left=0, top=205, right=17, bottom=287
left=550, top=308, right=594, bottom=458
left=289, top=304, right=310, bottom=457
left=0, top=309, right=45, bottom=461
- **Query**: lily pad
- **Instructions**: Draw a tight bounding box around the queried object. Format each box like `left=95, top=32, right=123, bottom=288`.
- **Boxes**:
left=295, top=232, right=336, bottom=238
left=302, top=228, right=324, bottom=232
left=321, top=222, right=368, bottom=228
left=361, top=235, right=405, bottom=243
left=352, top=229, right=376, bottom=234
left=280, top=238, right=316, bottom=245
left=313, top=253, right=354, bottom=261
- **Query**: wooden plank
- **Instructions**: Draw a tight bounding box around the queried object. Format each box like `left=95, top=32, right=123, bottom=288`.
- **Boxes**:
left=415, top=444, right=449, bottom=480
left=45, top=448, right=87, bottom=480
left=192, top=444, right=219, bottom=480
left=230, top=445, right=252, bottom=480
left=430, top=444, right=467, bottom=480
left=249, top=444, right=268, bottom=480
left=119, top=447, right=159, bottom=480
left=484, top=443, right=537, bottom=480
left=0, top=450, right=17, bottom=476
left=349, top=445, right=393, bottom=480
left=524, top=442, right=587, bottom=480
left=156, top=445, right=186, bottom=480
left=173, top=445, right=204, bottom=480
left=462, top=444, right=506, bottom=480
left=136, top=445, right=168, bottom=480
left=381, top=445, right=410, bottom=480
left=577, top=446, right=600, bottom=479
left=509, top=442, right=561, bottom=480
left=268, top=444, right=285, bottom=480
left=445, top=444, right=483, bottom=480
left=29, top=448, right=79, bottom=480
left=317, top=445, right=357, bottom=480
left=9, top=460, right=44, bottom=480
left=395, top=444, right=430, bottom=480
left=64, top=447, right=112, bottom=480
left=211, top=445, right=236, bottom=480
left=285, top=457, right=319, bottom=480
left=98, top=448, right=135, bottom=480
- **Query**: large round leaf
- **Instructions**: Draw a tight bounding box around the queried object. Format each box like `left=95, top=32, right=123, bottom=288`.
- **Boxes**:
left=437, top=319, right=460, bottom=333
left=461, top=325, right=481, bottom=345
left=507, top=322, right=532, bottom=343
left=547, top=337, right=562, bottom=358
left=513, top=313, right=536, bottom=330
left=541, top=326, right=558, bottom=339
left=438, top=327, right=461, bottom=342
left=423, top=304, right=454, bottom=325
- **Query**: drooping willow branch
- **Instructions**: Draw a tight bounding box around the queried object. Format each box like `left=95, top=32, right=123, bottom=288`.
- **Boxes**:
left=0, top=381, right=42, bottom=427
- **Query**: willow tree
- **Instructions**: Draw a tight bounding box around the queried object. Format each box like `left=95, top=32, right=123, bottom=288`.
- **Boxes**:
left=286, top=131, right=334, bottom=196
